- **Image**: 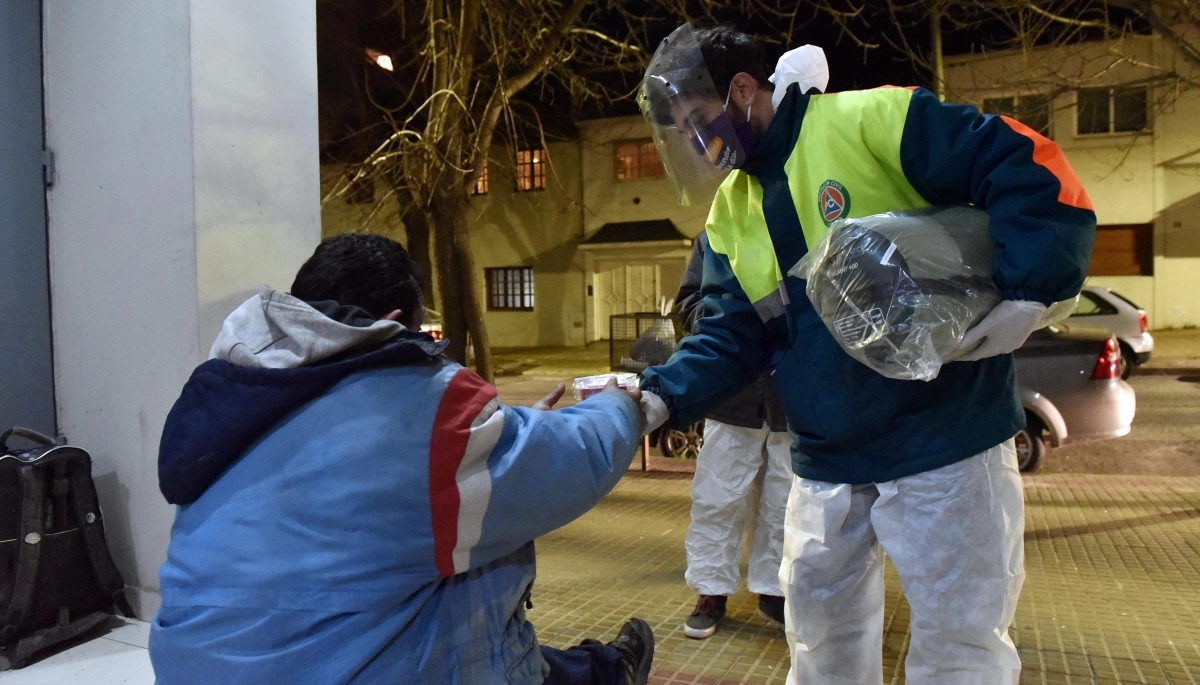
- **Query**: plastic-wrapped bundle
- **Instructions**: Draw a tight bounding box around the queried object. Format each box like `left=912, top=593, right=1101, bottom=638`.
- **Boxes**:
left=622, top=318, right=678, bottom=371
left=791, top=207, right=1075, bottom=381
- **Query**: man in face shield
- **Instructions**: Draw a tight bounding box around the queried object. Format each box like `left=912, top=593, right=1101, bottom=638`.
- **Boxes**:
left=637, top=24, right=1096, bottom=685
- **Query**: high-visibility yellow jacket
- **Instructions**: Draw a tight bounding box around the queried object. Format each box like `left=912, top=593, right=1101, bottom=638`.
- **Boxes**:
left=642, top=85, right=1096, bottom=484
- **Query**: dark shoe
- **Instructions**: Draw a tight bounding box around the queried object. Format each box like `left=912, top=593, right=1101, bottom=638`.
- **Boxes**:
left=758, top=594, right=786, bottom=631
left=610, top=618, right=654, bottom=685
left=683, top=594, right=727, bottom=639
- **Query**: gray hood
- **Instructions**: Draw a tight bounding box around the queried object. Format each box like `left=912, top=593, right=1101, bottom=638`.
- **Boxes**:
left=210, top=286, right=404, bottom=369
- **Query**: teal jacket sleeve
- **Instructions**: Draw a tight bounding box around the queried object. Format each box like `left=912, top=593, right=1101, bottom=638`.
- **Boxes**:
left=899, top=88, right=1097, bottom=304
left=640, top=246, right=770, bottom=428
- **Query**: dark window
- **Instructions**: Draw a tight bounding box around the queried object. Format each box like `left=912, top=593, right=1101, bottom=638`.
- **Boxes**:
left=983, top=94, right=1051, bottom=136
left=472, top=163, right=489, bottom=195
left=982, top=97, right=1015, bottom=116
left=1074, top=291, right=1119, bottom=316
left=1018, top=95, right=1051, bottom=136
left=486, top=267, right=535, bottom=311
left=515, top=149, right=546, bottom=192
left=614, top=139, right=665, bottom=180
left=1113, top=88, right=1148, bottom=132
left=1089, top=224, right=1154, bottom=276
left=1077, top=87, right=1149, bottom=135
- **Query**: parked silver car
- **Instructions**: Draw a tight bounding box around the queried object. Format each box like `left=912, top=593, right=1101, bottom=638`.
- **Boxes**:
left=1013, top=323, right=1136, bottom=472
left=1067, top=286, right=1154, bottom=378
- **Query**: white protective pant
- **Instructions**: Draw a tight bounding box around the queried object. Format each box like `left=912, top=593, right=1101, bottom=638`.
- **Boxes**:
left=780, top=441, right=1025, bottom=685
left=685, top=419, right=793, bottom=597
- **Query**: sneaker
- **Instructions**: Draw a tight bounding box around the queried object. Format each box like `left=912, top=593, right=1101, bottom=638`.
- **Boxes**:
left=610, top=618, right=654, bottom=685
left=683, top=594, right=727, bottom=639
left=758, top=594, right=786, bottom=631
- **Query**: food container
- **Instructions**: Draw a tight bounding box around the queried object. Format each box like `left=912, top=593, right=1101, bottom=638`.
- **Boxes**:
left=572, top=373, right=639, bottom=400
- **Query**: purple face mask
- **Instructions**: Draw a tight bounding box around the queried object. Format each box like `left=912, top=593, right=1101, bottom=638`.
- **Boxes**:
left=689, top=88, right=757, bottom=171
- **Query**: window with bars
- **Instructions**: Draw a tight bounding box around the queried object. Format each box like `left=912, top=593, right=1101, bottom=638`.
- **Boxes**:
left=982, top=94, right=1052, bottom=137
left=613, top=139, right=665, bottom=180
left=1077, top=87, right=1149, bottom=135
left=485, top=267, right=535, bottom=311
left=472, top=163, right=489, bottom=195
left=515, top=149, right=547, bottom=192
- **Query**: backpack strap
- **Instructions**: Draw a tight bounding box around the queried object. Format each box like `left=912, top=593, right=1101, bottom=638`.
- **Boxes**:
left=0, top=466, right=47, bottom=643
left=0, top=428, right=55, bottom=454
left=68, top=460, right=136, bottom=619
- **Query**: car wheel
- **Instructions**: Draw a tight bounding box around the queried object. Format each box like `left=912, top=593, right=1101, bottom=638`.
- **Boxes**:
left=1015, top=413, right=1046, bottom=473
left=1118, top=342, right=1134, bottom=379
left=662, top=421, right=704, bottom=460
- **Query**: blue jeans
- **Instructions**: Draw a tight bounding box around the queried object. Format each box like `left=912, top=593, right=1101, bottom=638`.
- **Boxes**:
left=540, top=640, right=626, bottom=685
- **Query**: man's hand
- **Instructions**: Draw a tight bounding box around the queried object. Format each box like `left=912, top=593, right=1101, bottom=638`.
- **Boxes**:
left=601, top=376, right=641, bottom=403
left=601, top=377, right=669, bottom=436
left=532, top=383, right=566, bottom=411
left=957, top=300, right=1047, bottom=361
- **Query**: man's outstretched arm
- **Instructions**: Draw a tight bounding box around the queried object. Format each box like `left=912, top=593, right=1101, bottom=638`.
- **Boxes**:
left=426, top=368, right=643, bottom=577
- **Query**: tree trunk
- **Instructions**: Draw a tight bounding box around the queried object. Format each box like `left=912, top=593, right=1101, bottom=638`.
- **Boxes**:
left=454, top=210, right=492, bottom=382
left=399, top=200, right=435, bottom=304
left=427, top=180, right=494, bottom=381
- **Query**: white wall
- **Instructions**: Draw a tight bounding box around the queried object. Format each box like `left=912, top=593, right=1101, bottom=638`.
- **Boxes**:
left=191, top=1, right=323, bottom=349
left=43, top=0, right=321, bottom=616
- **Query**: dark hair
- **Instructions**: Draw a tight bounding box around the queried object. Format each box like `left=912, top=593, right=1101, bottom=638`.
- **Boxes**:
left=694, top=25, right=774, bottom=99
left=290, top=233, right=423, bottom=319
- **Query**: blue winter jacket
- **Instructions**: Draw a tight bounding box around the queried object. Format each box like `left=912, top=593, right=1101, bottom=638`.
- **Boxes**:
left=149, top=291, right=642, bottom=684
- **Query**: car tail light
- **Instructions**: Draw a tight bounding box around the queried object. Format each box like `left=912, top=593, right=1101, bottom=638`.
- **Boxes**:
left=1138, top=311, right=1148, bottom=334
left=1091, top=336, right=1122, bottom=380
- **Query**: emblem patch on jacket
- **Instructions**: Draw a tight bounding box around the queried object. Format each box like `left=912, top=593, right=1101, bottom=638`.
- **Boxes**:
left=819, top=180, right=851, bottom=225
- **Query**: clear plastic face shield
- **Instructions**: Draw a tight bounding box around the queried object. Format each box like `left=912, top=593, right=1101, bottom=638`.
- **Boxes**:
left=638, top=24, right=747, bottom=206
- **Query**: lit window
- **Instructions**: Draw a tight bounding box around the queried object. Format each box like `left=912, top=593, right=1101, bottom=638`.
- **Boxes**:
left=515, top=149, right=547, bottom=192
left=1077, top=87, right=1148, bottom=135
left=473, top=163, right=489, bottom=195
left=983, top=94, right=1051, bottom=137
left=614, top=139, right=665, bottom=180
left=486, top=267, right=535, bottom=311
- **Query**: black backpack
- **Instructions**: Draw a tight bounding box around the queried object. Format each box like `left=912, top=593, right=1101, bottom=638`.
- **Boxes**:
left=0, top=428, right=135, bottom=670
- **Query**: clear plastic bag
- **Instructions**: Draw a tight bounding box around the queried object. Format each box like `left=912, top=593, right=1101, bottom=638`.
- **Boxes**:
left=620, top=318, right=678, bottom=372
left=572, top=373, right=639, bottom=401
left=790, top=206, right=1075, bottom=381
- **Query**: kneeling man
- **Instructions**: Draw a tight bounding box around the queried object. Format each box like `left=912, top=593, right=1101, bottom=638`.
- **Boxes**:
left=150, top=234, right=654, bottom=685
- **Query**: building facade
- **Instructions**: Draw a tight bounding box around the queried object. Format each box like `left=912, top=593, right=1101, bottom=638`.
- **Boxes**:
left=323, top=115, right=705, bottom=347
left=323, top=35, right=1200, bottom=349
left=945, top=35, right=1200, bottom=329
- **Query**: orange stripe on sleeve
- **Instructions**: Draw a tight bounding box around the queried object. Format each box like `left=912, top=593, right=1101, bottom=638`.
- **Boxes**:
left=999, top=115, right=1094, bottom=211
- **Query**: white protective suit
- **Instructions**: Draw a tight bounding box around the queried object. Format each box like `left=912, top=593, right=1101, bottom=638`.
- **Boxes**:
left=779, top=440, right=1026, bottom=685
left=685, top=419, right=793, bottom=597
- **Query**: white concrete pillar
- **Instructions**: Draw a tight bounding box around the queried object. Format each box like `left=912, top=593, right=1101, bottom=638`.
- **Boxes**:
left=42, top=0, right=321, bottom=616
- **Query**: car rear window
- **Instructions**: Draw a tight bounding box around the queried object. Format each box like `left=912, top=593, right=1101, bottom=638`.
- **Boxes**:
left=1107, top=290, right=1143, bottom=310
left=1076, top=291, right=1118, bottom=316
